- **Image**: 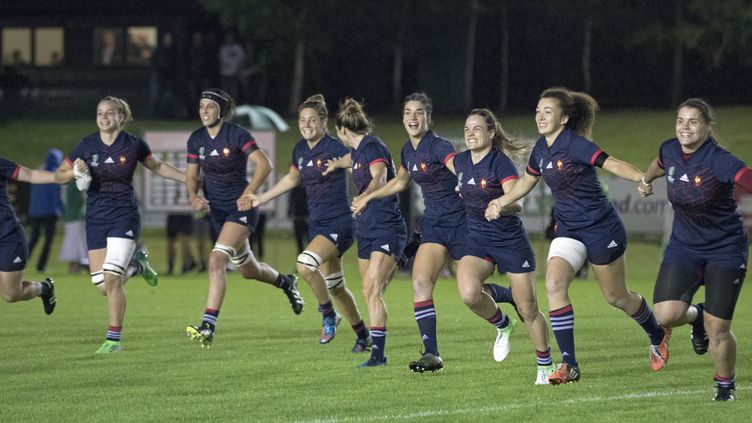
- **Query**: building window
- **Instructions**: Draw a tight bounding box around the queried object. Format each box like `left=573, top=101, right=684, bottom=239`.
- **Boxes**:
left=127, top=27, right=156, bottom=66
left=2, top=27, right=32, bottom=65
left=35, top=27, right=64, bottom=66
left=93, top=27, right=124, bottom=66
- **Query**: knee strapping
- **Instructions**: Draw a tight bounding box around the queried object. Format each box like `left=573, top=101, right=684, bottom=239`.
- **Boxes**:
left=297, top=250, right=323, bottom=272
left=213, top=243, right=237, bottom=259
left=91, top=271, right=105, bottom=286
left=231, top=241, right=252, bottom=266
left=325, top=271, right=345, bottom=290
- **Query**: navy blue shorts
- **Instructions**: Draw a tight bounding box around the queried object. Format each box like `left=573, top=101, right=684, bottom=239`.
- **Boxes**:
left=86, top=214, right=140, bottom=250
left=421, top=219, right=466, bottom=261
left=309, top=220, right=355, bottom=256
left=0, top=226, right=28, bottom=272
left=210, top=207, right=259, bottom=235
left=555, top=214, right=627, bottom=265
left=463, top=237, right=536, bottom=274
left=357, top=231, right=407, bottom=260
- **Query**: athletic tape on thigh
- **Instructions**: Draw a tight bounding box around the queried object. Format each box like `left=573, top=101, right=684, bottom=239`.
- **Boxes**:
left=325, top=271, right=345, bottom=290
left=102, top=237, right=136, bottom=276
left=297, top=250, right=323, bottom=271
left=548, top=237, right=587, bottom=272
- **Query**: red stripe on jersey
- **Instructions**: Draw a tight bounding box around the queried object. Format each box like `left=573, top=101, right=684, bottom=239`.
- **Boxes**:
left=501, top=175, right=519, bottom=184
left=369, top=158, right=387, bottom=167
left=11, top=165, right=20, bottom=180
left=526, top=165, right=541, bottom=176
left=734, top=167, right=752, bottom=193
left=187, top=153, right=199, bottom=159
left=290, top=163, right=299, bottom=171
left=549, top=304, right=573, bottom=316
left=241, top=140, right=257, bottom=152
left=657, top=157, right=664, bottom=169
left=145, top=153, right=153, bottom=162
left=443, top=152, right=456, bottom=165
left=589, top=149, right=604, bottom=166
left=64, top=157, right=74, bottom=167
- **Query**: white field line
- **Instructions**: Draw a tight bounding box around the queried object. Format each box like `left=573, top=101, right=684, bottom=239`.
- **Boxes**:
left=294, top=385, right=748, bottom=423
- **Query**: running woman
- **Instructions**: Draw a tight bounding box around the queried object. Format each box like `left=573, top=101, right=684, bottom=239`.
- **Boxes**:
left=0, top=157, right=60, bottom=314
left=639, top=98, right=751, bottom=401
left=54, top=96, right=184, bottom=353
left=351, top=94, right=522, bottom=375
left=486, top=87, right=670, bottom=384
left=332, top=98, right=407, bottom=367
left=185, top=88, right=304, bottom=347
left=251, top=94, right=371, bottom=352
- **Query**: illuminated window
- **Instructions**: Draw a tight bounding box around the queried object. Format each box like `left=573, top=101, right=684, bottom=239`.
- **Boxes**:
left=93, top=27, right=124, bottom=66
left=35, top=27, right=64, bottom=66
left=2, top=27, right=31, bottom=65
left=127, top=27, right=157, bottom=65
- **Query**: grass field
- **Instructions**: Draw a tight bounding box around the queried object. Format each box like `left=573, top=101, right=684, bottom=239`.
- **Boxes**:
left=1, top=230, right=750, bottom=422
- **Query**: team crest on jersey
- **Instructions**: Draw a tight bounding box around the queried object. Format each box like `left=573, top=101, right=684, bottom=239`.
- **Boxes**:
left=694, top=175, right=702, bottom=186
left=316, top=159, right=322, bottom=167
left=222, top=147, right=231, bottom=157
left=667, top=166, right=675, bottom=183
left=556, top=160, right=564, bottom=170
left=91, top=154, right=99, bottom=167
left=420, top=162, right=427, bottom=172
left=480, top=178, right=487, bottom=190
left=119, top=155, right=127, bottom=165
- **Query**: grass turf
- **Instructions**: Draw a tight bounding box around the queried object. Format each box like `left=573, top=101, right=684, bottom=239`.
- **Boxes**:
left=1, top=231, right=749, bottom=422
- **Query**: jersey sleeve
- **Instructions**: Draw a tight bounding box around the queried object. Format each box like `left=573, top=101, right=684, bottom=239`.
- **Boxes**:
left=364, top=143, right=389, bottom=168
left=656, top=139, right=673, bottom=170
left=137, top=137, right=152, bottom=162
left=233, top=126, right=258, bottom=158
left=186, top=133, right=200, bottom=164
left=290, top=143, right=300, bottom=170
left=570, top=136, right=607, bottom=167
left=331, top=137, right=349, bottom=157
left=0, top=158, right=20, bottom=181
left=713, top=149, right=747, bottom=184
left=496, top=152, right=520, bottom=185
left=526, top=145, right=541, bottom=176
left=431, top=138, right=456, bottom=166
left=66, top=140, right=85, bottom=167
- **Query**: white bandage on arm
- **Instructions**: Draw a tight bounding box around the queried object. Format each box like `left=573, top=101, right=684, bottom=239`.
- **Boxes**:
left=547, top=237, right=588, bottom=273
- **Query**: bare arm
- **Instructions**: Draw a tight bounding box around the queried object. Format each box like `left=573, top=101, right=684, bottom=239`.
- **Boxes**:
left=54, top=160, right=76, bottom=184
left=484, top=172, right=540, bottom=220
left=253, top=167, right=301, bottom=207
left=143, top=154, right=186, bottom=183
left=362, top=162, right=388, bottom=196
left=638, top=157, right=665, bottom=197
left=17, top=166, right=57, bottom=184
left=186, top=163, right=209, bottom=211
left=601, top=156, right=643, bottom=182
left=351, top=166, right=411, bottom=215
left=237, top=149, right=273, bottom=211
left=322, top=153, right=352, bottom=176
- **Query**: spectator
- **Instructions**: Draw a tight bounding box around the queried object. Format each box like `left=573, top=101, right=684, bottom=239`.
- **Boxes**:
left=218, top=33, right=245, bottom=100
left=166, top=213, right=196, bottom=275
left=192, top=211, right=212, bottom=272
left=59, top=182, right=88, bottom=273
left=28, top=149, right=64, bottom=273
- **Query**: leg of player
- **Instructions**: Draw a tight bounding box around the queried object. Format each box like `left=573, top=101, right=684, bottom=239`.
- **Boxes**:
left=357, top=252, right=398, bottom=368
left=319, top=258, right=371, bottom=352
left=706, top=314, right=736, bottom=401
left=0, top=270, right=55, bottom=315
left=95, top=238, right=137, bottom=354
left=296, top=236, right=342, bottom=344
left=545, top=256, right=578, bottom=384
left=408, top=243, right=447, bottom=373
left=592, top=254, right=670, bottom=372
left=508, top=271, right=554, bottom=385
left=456, top=255, right=515, bottom=363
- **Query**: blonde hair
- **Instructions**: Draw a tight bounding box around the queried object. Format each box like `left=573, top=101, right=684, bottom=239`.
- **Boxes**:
left=335, top=98, right=372, bottom=134
left=468, top=108, right=529, bottom=165
left=99, top=96, right=133, bottom=128
left=299, top=94, right=329, bottom=122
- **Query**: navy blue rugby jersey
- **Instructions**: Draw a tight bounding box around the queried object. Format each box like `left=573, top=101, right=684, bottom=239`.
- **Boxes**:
left=658, top=138, right=749, bottom=252
left=400, top=130, right=465, bottom=227
left=0, top=158, right=22, bottom=239
left=526, top=129, right=613, bottom=231
left=291, top=134, right=351, bottom=225
left=454, top=148, right=526, bottom=246
left=186, top=122, right=259, bottom=212
left=350, top=134, right=404, bottom=237
left=67, top=131, right=151, bottom=221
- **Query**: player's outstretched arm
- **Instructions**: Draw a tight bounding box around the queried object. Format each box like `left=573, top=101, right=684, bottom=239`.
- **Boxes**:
left=352, top=166, right=411, bottom=216
left=143, top=155, right=186, bottom=183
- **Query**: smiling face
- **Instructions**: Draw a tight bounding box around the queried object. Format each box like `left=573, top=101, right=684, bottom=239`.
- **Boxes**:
left=535, top=97, right=567, bottom=139
left=675, top=106, right=711, bottom=152
left=199, top=99, right=221, bottom=128
left=298, top=107, right=326, bottom=143
left=402, top=100, right=430, bottom=142
left=96, top=100, right=123, bottom=133
left=463, top=114, right=493, bottom=152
